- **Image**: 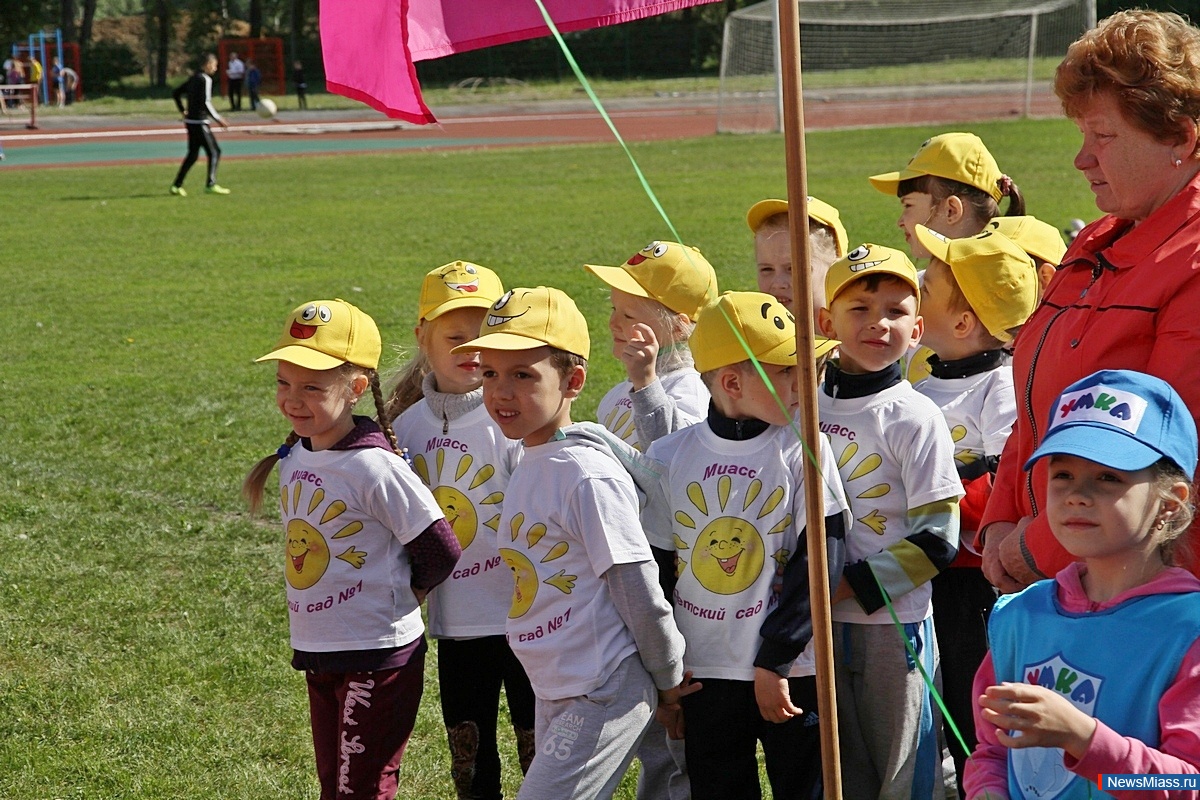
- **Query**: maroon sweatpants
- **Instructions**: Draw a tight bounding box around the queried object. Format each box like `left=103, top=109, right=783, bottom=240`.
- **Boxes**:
left=306, top=647, right=426, bottom=800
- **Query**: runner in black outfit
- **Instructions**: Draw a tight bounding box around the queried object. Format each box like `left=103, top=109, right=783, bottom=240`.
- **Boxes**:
left=171, top=54, right=230, bottom=196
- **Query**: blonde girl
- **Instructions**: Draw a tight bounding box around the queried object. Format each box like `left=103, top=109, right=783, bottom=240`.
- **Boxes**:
left=965, top=369, right=1200, bottom=800
left=389, top=263, right=536, bottom=800
left=244, top=299, right=460, bottom=800
left=584, top=241, right=719, bottom=452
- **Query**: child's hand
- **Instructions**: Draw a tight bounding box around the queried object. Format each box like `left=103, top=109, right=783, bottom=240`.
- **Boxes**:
left=978, top=682, right=1097, bottom=760
left=754, top=667, right=803, bottom=723
left=620, top=323, right=659, bottom=390
left=657, top=671, right=702, bottom=739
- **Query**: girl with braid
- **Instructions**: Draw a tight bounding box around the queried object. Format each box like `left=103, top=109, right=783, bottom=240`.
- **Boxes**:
left=244, top=298, right=461, bottom=800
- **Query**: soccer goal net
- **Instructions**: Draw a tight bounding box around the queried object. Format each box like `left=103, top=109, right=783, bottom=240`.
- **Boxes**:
left=717, top=0, right=1096, bottom=134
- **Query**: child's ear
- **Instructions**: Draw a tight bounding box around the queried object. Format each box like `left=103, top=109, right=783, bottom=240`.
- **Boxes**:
left=351, top=373, right=370, bottom=398
left=1037, top=262, right=1056, bottom=294
left=943, top=195, right=965, bottom=226
left=910, top=314, right=925, bottom=346
left=563, top=364, right=587, bottom=398
left=718, top=366, right=743, bottom=399
left=817, top=307, right=836, bottom=339
left=956, top=310, right=980, bottom=341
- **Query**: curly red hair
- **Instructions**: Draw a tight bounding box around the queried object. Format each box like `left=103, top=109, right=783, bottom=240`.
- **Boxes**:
left=1056, top=10, right=1200, bottom=151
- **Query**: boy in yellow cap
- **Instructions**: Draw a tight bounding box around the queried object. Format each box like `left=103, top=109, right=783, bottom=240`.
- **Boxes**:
left=642, top=290, right=849, bottom=800
left=815, top=245, right=964, bottom=800
left=453, top=286, right=692, bottom=800
left=985, top=214, right=1068, bottom=297
left=747, top=195, right=850, bottom=326
left=912, top=224, right=1040, bottom=795
left=585, top=240, right=719, bottom=453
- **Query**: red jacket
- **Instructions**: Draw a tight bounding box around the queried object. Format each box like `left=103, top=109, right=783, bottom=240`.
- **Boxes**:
left=980, top=172, right=1200, bottom=579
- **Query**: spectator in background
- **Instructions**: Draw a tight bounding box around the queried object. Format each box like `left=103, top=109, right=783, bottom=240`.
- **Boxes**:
left=226, top=51, right=245, bottom=111
left=246, top=59, right=261, bottom=112
left=62, top=65, right=78, bottom=105
left=52, top=57, right=64, bottom=107
left=293, top=60, right=307, bottom=110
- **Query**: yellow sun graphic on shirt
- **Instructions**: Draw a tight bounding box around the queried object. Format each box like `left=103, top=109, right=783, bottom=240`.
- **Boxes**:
left=412, top=449, right=503, bottom=551
left=950, top=425, right=980, bottom=466
left=501, top=512, right=577, bottom=618
left=281, top=483, right=368, bottom=590
left=837, top=441, right=891, bottom=535
left=673, top=474, right=790, bottom=595
left=603, top=405, right=638, bottom=448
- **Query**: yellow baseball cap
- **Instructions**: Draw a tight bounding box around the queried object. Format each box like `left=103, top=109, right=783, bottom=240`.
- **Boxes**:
left=418, top=261, right=505, bottom=321
left=256, top=299, right=381, bottom=370
left=825, top=243, right=920, bottom=307
left=690, top=291, right=837, bottom=372
left=869, top=132, right=1004, bottom=202
left=584, top=241, right=719, bottom=321
left=915, top=225, right=1039, bottom=343
left=452, top=286, right=590, bottom=360
left=745, top=196, right=850, bottom=257
left=986, top=216, right=1067, bottom=266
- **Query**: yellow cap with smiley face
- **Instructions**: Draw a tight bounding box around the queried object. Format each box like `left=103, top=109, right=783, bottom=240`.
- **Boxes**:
left=452, top=286, right=590, bottom=360
left=691, top=291, right=835, bottom=373
left=256, top=299, right=381, bottom=371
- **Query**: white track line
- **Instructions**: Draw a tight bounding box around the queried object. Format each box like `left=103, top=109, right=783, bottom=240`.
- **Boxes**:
left=1, top=105, right=713, bottom=143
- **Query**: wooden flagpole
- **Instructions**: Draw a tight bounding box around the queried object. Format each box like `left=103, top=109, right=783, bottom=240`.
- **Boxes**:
left=776, top=0, right=843, bottom=796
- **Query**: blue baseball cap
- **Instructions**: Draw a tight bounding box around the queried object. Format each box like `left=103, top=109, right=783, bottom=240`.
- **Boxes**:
left=1026, top=370, right=1197, bottom=480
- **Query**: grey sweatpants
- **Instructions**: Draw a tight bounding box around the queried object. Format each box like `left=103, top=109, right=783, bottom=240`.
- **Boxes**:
left=635, top=717, right=689, bottom=800
left=517, top=654, right=656, bottom=800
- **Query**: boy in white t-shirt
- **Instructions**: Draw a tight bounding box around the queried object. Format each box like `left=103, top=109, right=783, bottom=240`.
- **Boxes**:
left=815, top=244, right=964, bottom=800
left=911, top=225, right=1040, bottom=795
left=643, top=290, right=851, bottom=800
left=453, top=286, right=691, bottom=800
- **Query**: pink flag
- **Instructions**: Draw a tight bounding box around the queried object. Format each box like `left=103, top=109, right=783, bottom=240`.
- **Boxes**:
left=322, top=0, right=720, bottom=124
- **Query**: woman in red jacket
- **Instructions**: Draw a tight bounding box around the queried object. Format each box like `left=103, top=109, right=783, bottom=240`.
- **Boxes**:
left=981, top=9, right=1200, bottom=593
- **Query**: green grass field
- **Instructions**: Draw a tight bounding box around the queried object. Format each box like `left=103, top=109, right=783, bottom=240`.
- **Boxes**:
left=0, top=118, right=1097, bottom=799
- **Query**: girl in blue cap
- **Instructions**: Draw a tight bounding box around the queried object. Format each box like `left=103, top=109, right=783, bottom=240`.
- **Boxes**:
left=964, top=369, right=1200, bottom=799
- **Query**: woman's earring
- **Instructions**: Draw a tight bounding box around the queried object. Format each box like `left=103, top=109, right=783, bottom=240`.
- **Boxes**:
left=1175, top=157, right=1184, bottom=169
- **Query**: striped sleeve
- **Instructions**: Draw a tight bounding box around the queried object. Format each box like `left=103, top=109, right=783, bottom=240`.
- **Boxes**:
left=844, top=498, right=959, bottom=615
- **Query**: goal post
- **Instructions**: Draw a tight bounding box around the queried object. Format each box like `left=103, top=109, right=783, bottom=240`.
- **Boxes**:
left=717, top=0, right=1097, bottom=134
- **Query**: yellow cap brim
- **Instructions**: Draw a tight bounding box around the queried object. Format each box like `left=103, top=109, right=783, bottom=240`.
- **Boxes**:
left=868, top=171, right=906, bottom=197
left=747, top=199, right=789, bottom=232
left=423, top=295, right=498, bottom=321
left=914, top=226, right=952, bottom=263
left=255, top=345, right=347, bottom=371
left=451, top=332, right=554, bottom=354
left=583, top=264, right=650, bottom=299
left=757, top=337, right=799, bottom=367
left=815, top=337, right=839, bottom=359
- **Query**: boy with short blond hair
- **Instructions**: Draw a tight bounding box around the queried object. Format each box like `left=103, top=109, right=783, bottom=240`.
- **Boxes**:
left=911, top=224, right=1041, bottom=793
left=643, top=291, right=851, bottom=800
left=453, top=286, right=690, bottom=800
left=815, top=244, right=964, bottom=800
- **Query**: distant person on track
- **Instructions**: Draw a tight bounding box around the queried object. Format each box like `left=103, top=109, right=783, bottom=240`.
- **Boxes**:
left=293, top=60, right=308, bottom=110
left=170, top=53, right=230, bottom=197
left=226, top=51, right=245, bottom=111
left=246, top=59, right=261, bottom=112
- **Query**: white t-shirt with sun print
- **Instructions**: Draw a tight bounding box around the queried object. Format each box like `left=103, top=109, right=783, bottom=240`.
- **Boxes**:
left=643, top=423, right=850, bottom=680
left=394, top=400, right=523, bottom=638
left=279, top=443, right=443, bottom=652
left=596, top=367, right=709, bottom=452
left=498, top=436, right=652, bottom=700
